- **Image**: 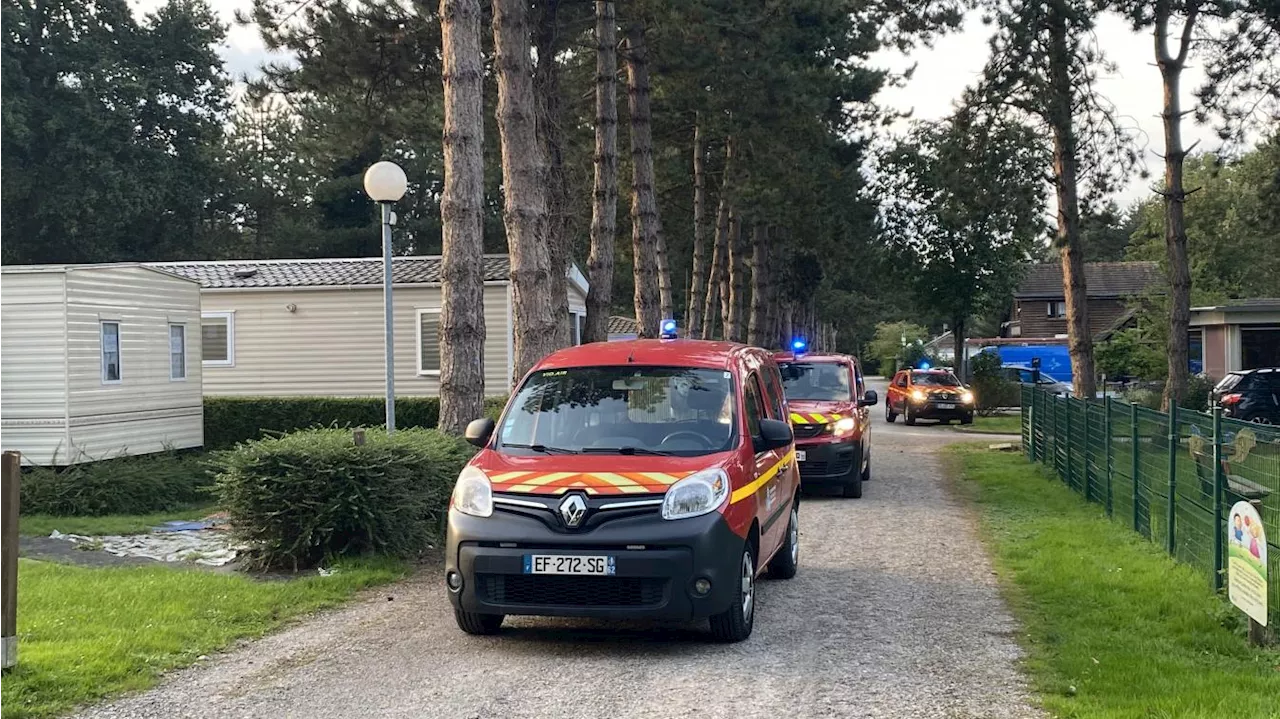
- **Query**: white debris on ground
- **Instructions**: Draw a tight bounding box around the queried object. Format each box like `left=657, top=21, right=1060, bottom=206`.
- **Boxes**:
left=48, top=529, right=245, bottom=566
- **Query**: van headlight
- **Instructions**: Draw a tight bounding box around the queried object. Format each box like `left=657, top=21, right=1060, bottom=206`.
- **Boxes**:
left=911, top=389, right=927, bottom=403
left=451, top=466, right=493, bottom=518
left=961, top=390, right=975, bottom=404
left=832, top=417, right=857, bottom=435
left=662, top=468, right=730, bottom=520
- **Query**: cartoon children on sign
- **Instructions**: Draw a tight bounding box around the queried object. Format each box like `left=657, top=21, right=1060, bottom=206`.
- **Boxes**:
left=1227, top=501, right=1268, bottom=626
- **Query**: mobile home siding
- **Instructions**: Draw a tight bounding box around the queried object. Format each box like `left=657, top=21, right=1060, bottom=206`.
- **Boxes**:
left=0, top=265, right=204, bottom=465
left=200, top=284, right=514, bottom=397
left=63, top=267, right=204, bottom=461
left=0, top=272, right=71, bottom=462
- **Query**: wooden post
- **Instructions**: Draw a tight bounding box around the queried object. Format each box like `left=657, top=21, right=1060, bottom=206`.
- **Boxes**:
left=353, top=428, right=367, bottom=447
left=2, top=451, right=20, bottom=670
left=1131, top=402, right=1140, bottom=535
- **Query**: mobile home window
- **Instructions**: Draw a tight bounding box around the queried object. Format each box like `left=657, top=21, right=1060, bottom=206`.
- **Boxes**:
left=169, top=324, right=187, bottom=380
left=201, top=312, right=234, bottom=366
left=418, top=309, right=441, bottom=374
left=101, top=321, right=121, bottom=383
left=1047, top=301, right=1067, bottom=318
left=569, top=311, right=583, bottom=345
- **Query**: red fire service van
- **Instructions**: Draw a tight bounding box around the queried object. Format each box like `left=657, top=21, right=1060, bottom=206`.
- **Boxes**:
left=774, top=343, right=878, bottom=498
left=445, top=322, right=801, bottom=642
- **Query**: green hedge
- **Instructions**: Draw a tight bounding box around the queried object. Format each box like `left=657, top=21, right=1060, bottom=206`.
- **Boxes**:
left=211, top=427, right=475, bottom=570
left=20, top=452, right=213, bottom=516
left=204, top=396, right=507, bottom=449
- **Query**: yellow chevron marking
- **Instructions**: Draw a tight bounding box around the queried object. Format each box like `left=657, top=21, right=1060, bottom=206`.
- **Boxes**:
left=491, top=471, right=533, bottom=483
left=731, top=450, right=796, bottom=504
left=525, top=472, right=577, bottom=487
left=808, top=413, right=828, bottom=424
left=590, top=472, right=636, bottom=487
left=638, top=472, right=681, bottom=485
left=789, top=412, right=808, bottom=424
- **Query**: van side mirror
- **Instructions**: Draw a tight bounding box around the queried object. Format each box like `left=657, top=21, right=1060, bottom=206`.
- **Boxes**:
left=859, top=390, right=879, bottom=407
left=757, top=418, right=793, bottom=452
left=464, top=418, right=495, bottom=448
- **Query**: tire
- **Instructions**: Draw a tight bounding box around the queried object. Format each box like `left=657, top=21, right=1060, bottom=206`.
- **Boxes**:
left=885, top=401, right=897, bottom=423
left=454, top=609, right=504, bottom=636
left=842, top=451, right=863, bottom=498
left=861, top=448, right=871, bottom=483
left=904, top=405, right=917, bottom=426
left=960, top=414, right=974, bottom=426
left=767, top=502, right=799, bottom=580
left=710, top=543, right=756, bottom=642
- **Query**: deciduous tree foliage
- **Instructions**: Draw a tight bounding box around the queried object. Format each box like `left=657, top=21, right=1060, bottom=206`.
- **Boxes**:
left=874, top=112, right=1048, bottom=370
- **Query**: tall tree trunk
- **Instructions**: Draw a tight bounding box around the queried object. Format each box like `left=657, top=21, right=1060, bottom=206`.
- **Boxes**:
left=583, top=0, right=617, bottom=345
left=748, top=225, right=770, bottom=347
left=534, top=0, right=572, bottom=348
left=726, top=212, right=747, bottom=343
left=952, top=316, right=965, bottom=380
left=438, top=0, right=487, bottom=433
left=701, top=193, right=728, bottom=339
left=687, top=118, right=708, bottom=337
left=1156, top=1, right=1198, bottom=411
left=1048, top=3, right=1096, bottom=399
left=493, top=0, right=556, bottom=381
left=624, top=20, right=662, bottom=337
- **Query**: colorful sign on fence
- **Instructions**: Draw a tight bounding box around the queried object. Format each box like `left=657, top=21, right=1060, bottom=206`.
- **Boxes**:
left=1227, top=500, right=1268, bottom=626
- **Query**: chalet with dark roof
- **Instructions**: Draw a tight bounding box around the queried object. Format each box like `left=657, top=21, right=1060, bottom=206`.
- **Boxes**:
left=1007, top=261, right=1163, bottom=340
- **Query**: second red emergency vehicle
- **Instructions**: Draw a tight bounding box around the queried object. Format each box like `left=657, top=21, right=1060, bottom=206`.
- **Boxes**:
left=774, top=349, right=878, bottom=498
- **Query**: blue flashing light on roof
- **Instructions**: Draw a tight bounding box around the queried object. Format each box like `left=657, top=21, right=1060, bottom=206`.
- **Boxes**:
left=919, top=361, right=931, bottom=370
left=659, top=319, right=678, bottom=339
left=791, top=338, right=807, bottom=354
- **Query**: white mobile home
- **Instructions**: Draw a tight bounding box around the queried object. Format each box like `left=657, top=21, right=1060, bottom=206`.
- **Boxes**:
left=1, top=264, right=204, bottom=465
left=155, top=255, right=588, bottom=397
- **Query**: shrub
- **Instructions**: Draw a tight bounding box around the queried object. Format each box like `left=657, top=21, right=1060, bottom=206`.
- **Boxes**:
left=211, top=427, right=475, bottom=569
left=969, top=351, right=1021, bottom=413
left=20, top=452, right=213, bottom=516
left=204, top=396, right=508, bottom=449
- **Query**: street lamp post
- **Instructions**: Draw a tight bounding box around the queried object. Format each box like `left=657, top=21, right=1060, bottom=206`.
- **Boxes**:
left=363, top=161, right=408, bottom=434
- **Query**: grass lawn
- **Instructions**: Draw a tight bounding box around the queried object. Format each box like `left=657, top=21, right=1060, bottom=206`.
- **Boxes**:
left=952, top=414, right=1023, bottom=435
left=949, top=445, right=1280, bottom=719
left=0, top=557, right=407, bottom=719
left=18, top=506, right=219, bottom=537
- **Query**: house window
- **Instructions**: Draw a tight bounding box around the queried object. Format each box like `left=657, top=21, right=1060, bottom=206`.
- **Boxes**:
left=169, top=324, right=187, bottom=380
left=569, top=311, right=583, bottom=345
left=201, top=312, right=234, bottom=366
left=1187, top=329, right=1204, bottom=375
left=418, top=309, right=441, bottom=374
left=1047, top=301, right=1067, bottom=318
left=100, top=321, right=121, bottom=383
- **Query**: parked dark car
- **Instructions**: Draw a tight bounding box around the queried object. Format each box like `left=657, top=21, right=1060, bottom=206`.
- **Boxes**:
left=1211, top=368, right=1280, bottom=425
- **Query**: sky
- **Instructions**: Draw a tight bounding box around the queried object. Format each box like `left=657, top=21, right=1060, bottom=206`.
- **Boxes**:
left=135, top=0, right=1240, bottom=207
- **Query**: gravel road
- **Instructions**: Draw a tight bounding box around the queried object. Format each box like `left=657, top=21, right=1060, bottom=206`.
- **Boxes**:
left=77, top=379, right=1040, bottom=719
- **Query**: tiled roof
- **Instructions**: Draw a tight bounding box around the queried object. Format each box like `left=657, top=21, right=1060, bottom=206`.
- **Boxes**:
left=152, top=256, right=510, bottom=289
left=1015, top=261, right=1162, bottom=299
left=607, top=315, right=639, bottom=335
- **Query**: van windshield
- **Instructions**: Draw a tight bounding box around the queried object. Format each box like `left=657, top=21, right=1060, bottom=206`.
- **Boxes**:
left=496, top=367, right=737, bottom=456
left=912, top=371, right=962, bottom=387
left=778, top=362, right=851, bottom=401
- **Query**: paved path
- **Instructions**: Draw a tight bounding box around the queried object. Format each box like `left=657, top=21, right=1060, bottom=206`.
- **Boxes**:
left=78, top=378, right=1040, bottom=719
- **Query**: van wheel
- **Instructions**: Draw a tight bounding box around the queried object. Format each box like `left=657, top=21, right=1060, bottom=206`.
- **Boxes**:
left=767, top=503, right=799, bottom=580
left=904, top=405, right=917, bottom=426
left=885, top=402, right=897, bottom=423
left=960, top=414, right=974, bottom=426
left=710, top=544, right=756, bottom=642
left=454, top=609, right=504, bottom=636
left=861, top=451, right=872, bottom=483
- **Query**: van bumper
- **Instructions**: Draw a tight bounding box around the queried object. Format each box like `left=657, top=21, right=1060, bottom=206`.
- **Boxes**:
left=445, top=506, right=745, bottom=621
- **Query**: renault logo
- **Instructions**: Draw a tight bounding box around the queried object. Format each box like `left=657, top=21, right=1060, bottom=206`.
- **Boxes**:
left=558, top=494, right=587, bottom=528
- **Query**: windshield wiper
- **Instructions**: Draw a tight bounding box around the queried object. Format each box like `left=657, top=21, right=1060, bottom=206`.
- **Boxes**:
left=580, top=446, right=677, bottom=456
left=501, top=443, right=580, bottom=455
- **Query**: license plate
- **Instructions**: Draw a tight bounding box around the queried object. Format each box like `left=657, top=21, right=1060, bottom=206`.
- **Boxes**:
left=523, top=555, right=616, bottom=575
left=796, top=450, right=807, bottom=462
left=937, top=403, right=956, bottom=410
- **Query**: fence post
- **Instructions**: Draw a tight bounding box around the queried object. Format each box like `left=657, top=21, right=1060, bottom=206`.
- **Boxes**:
left=1212, top=406, right=1224, bottom=592
left=1027, top=389, right=1036, bottom=463
left=1166, top=404, right=1178, bottom=556
left=2, top=451, right=19, bottom=670
left=1131, top=401, right=1140, bottom=534
left=1082, top=400, right=1092, bottom=501
left=1065, top=398, right=1074, bottom=488
left=1104, top=396, right=1113, bottom=517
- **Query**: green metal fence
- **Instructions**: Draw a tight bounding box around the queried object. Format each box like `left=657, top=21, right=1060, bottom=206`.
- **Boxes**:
left=1022, top=386, right=1280, bottom=627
